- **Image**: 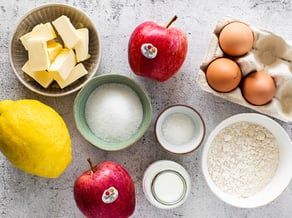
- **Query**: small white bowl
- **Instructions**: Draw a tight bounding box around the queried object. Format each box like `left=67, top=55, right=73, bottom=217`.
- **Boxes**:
left=155, top=105, right=205, bottom=154
left=143, top=160, right=191, bottom=209
left=201, top=113, right=292, bottom=208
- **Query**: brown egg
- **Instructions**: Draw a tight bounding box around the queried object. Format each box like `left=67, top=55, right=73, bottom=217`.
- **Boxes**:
left=206, top=58, right=242, bottom=92
left=242, top=71, right=276, bottom=106
left=219, top=21, right=254, bottom=56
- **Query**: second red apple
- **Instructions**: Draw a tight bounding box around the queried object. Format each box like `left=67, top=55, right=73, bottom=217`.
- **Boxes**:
left=73, top=159, right=136, bottom=218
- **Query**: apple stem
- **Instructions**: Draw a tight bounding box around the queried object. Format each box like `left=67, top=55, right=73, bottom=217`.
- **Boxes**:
left=166, top=15, right=178, bottom=28
left=87, top=158, right=96, bottom=173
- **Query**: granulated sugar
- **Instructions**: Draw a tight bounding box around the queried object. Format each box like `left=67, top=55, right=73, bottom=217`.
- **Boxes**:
left=207, top=121, right=279, bottom=198
left=85, top=83, right=143, bottom=142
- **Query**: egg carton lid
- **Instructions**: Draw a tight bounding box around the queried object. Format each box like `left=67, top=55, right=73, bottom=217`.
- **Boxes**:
left=197, top=16, right=292, bottom=122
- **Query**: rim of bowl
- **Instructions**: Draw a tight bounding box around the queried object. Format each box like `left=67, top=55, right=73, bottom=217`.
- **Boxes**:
left=73, top=73, right=152, bottom=151
left=201, top=113, right=292, bottom=208
left=9, top=3, right=101, bottom=97
left=154, top=104, right=206, bottom=154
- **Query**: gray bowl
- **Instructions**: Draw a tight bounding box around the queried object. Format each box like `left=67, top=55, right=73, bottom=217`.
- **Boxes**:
left=9, top=3, right=101, bottom=97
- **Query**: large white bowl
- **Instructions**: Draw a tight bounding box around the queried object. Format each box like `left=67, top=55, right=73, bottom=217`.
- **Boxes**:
left=201, top=113, right=292, bottom=208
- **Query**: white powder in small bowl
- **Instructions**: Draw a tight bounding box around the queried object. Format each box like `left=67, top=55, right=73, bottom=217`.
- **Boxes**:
left=161, top=112, right=196, bottom=145
left=85, top=83, right=143, bottom=142
left=207, top=121, right=279, bottom=198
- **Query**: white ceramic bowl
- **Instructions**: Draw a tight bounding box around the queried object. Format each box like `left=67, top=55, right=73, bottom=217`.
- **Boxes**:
left=155, top=105, right=205, bottom=154
left=9, top=3, right=101, bottom=97
left=201, top=113, right=292, bottom=208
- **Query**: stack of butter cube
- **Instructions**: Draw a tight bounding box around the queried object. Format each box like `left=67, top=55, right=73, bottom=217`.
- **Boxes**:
left=20, top=15, right=90, bottom=89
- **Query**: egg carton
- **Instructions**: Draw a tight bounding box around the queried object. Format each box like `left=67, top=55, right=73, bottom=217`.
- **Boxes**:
left=197, top=16, right=292, bottom=122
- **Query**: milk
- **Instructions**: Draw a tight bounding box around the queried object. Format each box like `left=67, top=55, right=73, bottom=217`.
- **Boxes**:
left=152, top=170, right=185, bottom=204
left=142, top=160, right=191, bottom=209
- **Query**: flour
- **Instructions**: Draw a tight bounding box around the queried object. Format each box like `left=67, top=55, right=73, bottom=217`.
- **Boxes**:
left=207, top=121, right=279, bottom=198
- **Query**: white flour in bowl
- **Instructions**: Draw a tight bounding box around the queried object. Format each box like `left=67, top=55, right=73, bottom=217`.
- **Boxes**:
left=207, top=121, right=279, bottom=198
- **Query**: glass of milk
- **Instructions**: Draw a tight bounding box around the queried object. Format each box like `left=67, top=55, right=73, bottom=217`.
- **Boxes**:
left=143, top=160, right=191, bottom=209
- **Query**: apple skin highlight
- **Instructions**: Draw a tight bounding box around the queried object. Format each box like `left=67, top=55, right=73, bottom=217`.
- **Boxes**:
left=128, top=17, right=188, bottom=82
left=73, top=161, right=136, bottom=218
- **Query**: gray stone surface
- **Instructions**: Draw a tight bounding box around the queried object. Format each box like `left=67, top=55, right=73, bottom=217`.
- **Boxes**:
left=1, top=0, right=292, bottom=217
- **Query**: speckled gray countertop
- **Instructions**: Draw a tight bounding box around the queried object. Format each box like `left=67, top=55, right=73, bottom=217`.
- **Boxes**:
left=1, top=0, right=292, bottom=217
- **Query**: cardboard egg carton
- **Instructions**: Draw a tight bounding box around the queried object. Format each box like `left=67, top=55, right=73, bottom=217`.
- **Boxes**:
left=197, top=16, right=292, bottom=122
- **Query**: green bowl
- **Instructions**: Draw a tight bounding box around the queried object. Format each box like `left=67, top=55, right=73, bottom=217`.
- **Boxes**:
left=74, top=74, right=152, bottom=151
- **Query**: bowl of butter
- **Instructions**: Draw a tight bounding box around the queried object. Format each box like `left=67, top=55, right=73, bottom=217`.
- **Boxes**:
left=9, top=3, right=101, bottom=97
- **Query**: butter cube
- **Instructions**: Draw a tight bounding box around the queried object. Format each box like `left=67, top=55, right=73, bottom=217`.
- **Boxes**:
left=47, top=40, right=62, bottom=62
left=74, top=28, right=90, bottom=62
left=54, top=63, right=88, bottom=88
left=22, top=61, right=53, bottom=88
left=27, top=38, right=51, bottom=71
left=52, top=15, right=80, bottom=48
left=49, top=49, right=76, bottom=80
left=20, top=23, right=56, bottom=50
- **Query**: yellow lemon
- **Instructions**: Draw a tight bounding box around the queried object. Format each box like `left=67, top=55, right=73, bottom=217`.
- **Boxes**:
left=0, top=99, right=72, bottom=178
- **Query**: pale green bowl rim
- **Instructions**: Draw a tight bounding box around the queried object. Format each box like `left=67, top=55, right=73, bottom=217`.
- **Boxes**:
left=74, top=74, right=152, bottom=151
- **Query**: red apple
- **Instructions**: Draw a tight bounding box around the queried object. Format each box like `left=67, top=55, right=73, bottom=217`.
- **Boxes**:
left=73, top=159, right=135, bottom=218
left=128, top=16, right=188, bottom=82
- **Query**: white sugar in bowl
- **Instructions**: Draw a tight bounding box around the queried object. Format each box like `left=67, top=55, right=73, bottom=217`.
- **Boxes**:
left=201, top=113, right=292, bottom=208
